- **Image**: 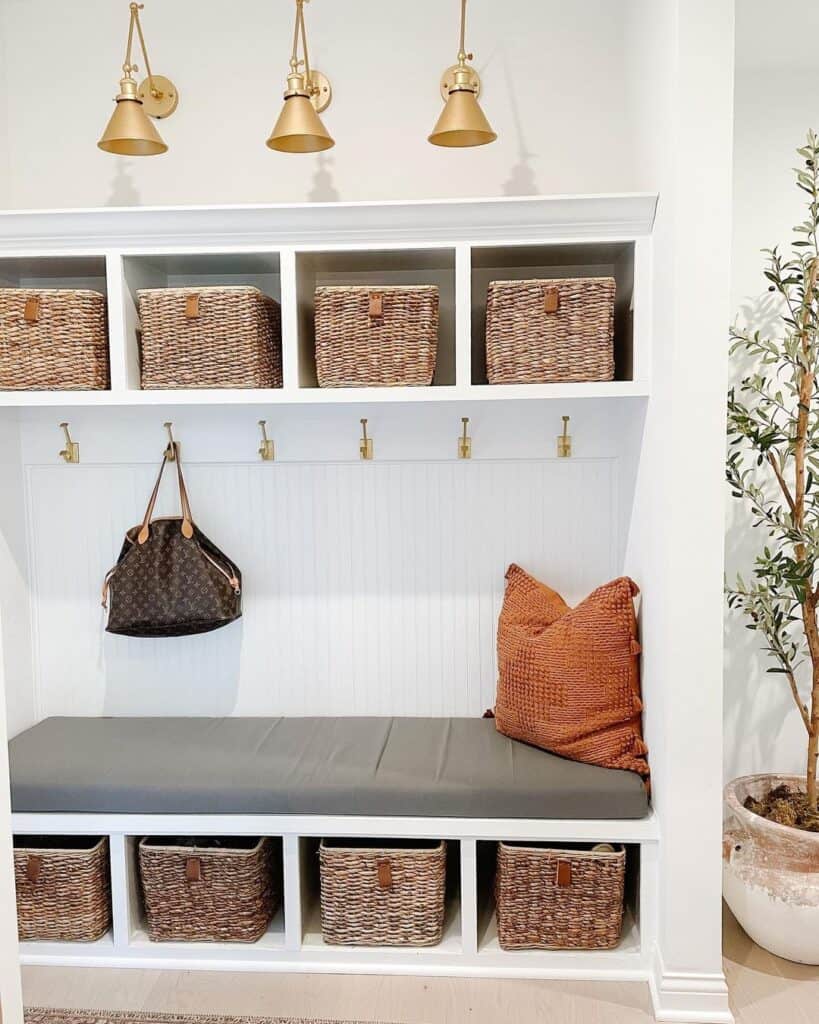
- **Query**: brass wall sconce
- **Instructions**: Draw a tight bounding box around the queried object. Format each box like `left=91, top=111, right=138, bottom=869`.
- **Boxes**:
left=59, top=423, right=80, bottom=464
left=557, top=416, right=572, bottom=458
left=258, top=420, right=276, bottom=461
left=458, top=417, right=472, bottom=459
left=429, top=0, right=496, bottom=148
left=267, top=0, right=334, bottom=153
left=98, top=3, right=178, bottom=156
left=359, top=419, right=373, bottom=460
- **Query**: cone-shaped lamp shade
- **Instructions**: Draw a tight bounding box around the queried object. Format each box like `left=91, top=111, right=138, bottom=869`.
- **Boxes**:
left=267, top=93, right=334, bottom=153
left=98, top=78, right=167, bottom=156
left=429, top=88, right=496, bottom=148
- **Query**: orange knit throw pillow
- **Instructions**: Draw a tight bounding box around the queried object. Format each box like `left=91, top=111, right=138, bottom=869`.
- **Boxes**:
left=495, top=564, right=649, bottom=778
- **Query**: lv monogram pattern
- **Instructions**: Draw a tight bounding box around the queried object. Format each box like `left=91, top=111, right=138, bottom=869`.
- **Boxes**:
left=104, top=447, right=242, bottom=638
left=106, top=520, right=242, bottom=637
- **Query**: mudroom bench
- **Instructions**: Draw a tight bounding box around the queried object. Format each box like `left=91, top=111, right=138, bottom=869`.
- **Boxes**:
left=9, top=715, right=657, bottom=979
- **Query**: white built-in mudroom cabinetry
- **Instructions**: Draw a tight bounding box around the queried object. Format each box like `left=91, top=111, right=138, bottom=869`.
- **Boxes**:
left=0, top=191, right=732, bottom=1024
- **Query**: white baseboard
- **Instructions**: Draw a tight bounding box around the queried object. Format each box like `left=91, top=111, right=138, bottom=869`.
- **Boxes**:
left=649, top=946, right=733, bottom=1023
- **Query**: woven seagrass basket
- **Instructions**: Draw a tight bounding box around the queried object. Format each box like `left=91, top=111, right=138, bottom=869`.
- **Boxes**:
left=138, top=836, right=278, bottom=942
left=314, top=285, right=438, bottom=387
left=496, top=841, right=626, bottom=950
left=137, top=286, right=282, bottom=389
left=319, top=838, right=447, bottom=946
left=14, top=835, right=111, bottom=942
left=485, top=277, right=615, bottom=384
left=0, top=288, right=109, bottom=390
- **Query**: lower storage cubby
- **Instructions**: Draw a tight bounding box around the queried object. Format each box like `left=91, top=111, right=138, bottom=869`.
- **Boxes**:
left=127, top=835, right=286, bottom=948
left=476, top=841, right=640, bottom=954
left=13, top=835, right=111, bottom=943
left=299, top=836, right=463, bottom=952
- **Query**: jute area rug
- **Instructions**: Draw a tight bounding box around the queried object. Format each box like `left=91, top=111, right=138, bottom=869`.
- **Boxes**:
left=25, top=1011, right=395, bottom=1024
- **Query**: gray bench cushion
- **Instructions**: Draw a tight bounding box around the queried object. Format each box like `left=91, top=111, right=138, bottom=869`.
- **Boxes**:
left=9, top=716, right=650, bottom=820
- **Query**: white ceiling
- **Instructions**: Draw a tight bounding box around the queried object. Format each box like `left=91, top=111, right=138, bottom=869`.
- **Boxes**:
left=736, top=0, right=819, bottom=70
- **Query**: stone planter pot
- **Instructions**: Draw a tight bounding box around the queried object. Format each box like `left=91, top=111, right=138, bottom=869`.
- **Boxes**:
left=724, top=774, right=819, bottom=964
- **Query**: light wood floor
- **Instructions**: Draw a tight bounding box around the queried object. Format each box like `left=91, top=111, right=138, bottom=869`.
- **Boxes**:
left=20, top=907, right=819, bottom=1024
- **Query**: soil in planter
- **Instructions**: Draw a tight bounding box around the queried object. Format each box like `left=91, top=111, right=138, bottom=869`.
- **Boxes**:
left=744, top=783, right=819, bottom=832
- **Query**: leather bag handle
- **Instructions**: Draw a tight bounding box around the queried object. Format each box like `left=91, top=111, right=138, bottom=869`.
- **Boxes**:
left=137, top=442, right=194, bottom=544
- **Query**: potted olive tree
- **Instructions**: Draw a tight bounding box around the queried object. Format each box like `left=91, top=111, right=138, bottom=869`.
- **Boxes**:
left=725, top=131, right=819, bottom=963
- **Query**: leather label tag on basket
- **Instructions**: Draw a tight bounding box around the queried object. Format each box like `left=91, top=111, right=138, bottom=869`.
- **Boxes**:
left=556, top=860, right=572, bottom=887
left=368, top=291, right=384, bottom=320
left=26, top=855, right=43, bottom=883
left=376, top=858, right=393, bottom=889
left=185, top=856, right=202, bottom=882
left=185, top=294, right=200, bottom=319
left=544, top=287, right=560, bottom=314
left=23, top=296, right=40, bottom=323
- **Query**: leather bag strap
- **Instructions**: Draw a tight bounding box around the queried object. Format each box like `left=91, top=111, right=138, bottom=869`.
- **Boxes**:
left=173, top=444, right=195, bottom=538
left=137, top=442, right=194, bottom=544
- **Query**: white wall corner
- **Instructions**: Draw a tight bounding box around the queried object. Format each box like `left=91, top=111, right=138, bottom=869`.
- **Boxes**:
left=649, top=945, right=733, bottom=1023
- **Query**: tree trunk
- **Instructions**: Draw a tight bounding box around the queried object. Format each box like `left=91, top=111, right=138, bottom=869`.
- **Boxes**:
left=795, top=258, right=819, bottom=810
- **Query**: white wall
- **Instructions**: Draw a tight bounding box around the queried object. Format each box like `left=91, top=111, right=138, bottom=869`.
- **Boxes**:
left=0, top=0, right=641, bottom=209
left=7, top=400, right=643, bottom=725
left=724, top=1, right=819, bottom=782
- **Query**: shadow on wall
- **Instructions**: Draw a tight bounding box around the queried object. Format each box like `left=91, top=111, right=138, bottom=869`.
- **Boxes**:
left=106, top=160, right=142, bottom=207
left=501, top=52, right=540, bottom=197
left=724, top=287, right=807, bottom=780
left=100, top=623, right=242, bottom=717
left=308, top=154, right=340, bottom=202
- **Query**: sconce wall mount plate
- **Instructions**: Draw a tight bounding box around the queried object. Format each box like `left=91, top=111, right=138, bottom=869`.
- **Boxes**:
left=138, top=74, right=179, bottom=119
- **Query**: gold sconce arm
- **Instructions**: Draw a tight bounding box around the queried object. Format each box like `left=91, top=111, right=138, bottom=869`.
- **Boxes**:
left=122, top=2, right=178, bottom=119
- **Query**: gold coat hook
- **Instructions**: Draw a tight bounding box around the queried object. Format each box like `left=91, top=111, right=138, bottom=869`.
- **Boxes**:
left=59, top=422, right=79, bottom=464
left=258, top=420, right=275, bottom=461
left=164, top=421, right=178, bottom=460
left=557, top=415, right=572, bottom=458
left=360, top=418, right=373, bottom=460
left=458, top=417, right=472, bottom=459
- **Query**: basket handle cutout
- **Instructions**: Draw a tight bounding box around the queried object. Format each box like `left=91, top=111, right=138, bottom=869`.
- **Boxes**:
left=544, top=286, right=560, bottom=314
left=23, top=296, right=40, bottom=323
left=185, top=856, right=202, bottom=882
left=185, top=293, right=200, bottom=319
left=26, top=855, right=43, bottom=883
left=556, top=860, right=572, bottom=887
left=368, top=291, right=384, bottom=320
left=376, top=857, right=393, bottom=890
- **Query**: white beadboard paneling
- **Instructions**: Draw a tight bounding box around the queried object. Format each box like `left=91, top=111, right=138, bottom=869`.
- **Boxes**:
left=27, top=459, right=617, bottom=719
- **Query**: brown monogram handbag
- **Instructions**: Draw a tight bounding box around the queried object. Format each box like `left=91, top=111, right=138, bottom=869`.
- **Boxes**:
left=102, top=442, right=242, bottom=637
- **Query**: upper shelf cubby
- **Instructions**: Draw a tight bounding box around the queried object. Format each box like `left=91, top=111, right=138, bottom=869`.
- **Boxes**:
left=0, top=255, right=108, bottom=294
left=120, top=252, right=282, bottom=392
left=294, top=248, right=456, bottom=389
left=469, top=242, right=636, bottom=386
